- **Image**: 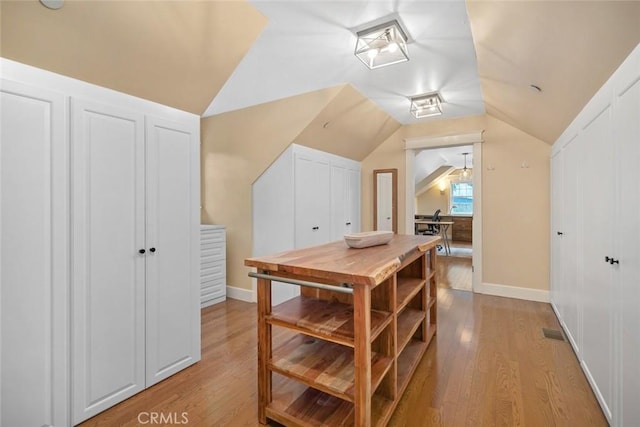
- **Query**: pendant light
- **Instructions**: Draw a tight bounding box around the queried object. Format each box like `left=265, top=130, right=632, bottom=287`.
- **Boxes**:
left=461, top=152, right=472, bottom=179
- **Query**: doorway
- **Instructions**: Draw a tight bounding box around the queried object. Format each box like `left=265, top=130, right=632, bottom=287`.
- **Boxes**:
left=404, top=131, right=483, bottom=292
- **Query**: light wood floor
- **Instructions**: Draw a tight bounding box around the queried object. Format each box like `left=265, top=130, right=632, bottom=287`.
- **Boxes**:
left=438, top=256, right=472, bottom=292
left=80, top=294, right=606, bottom=426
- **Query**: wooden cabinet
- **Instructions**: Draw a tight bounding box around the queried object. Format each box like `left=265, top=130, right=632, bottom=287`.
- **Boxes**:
left=1, top=79, right=69, bottom=427
left=245, top=234, right=440, bottom=426
left=0, top=58, right=201, bottom=426
left=201, top=225, right=227, bottom=307
left=550, top=42, right=640, bottom=426
left=252, top=144, right=361, bottom=306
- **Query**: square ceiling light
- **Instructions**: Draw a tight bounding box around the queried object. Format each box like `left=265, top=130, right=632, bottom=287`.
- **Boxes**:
left=410, top=92, right=443, bottom=118
left=354, top=20, right=409, bottom=69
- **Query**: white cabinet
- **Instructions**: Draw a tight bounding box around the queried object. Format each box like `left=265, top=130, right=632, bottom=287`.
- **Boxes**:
left=252, top=144, right=361, bottom=305
left=550, top=42, right=640, bottom=426
left=1, top=80, right=69, bottom=427
left=201, top=225, right=227, bottom=307
left=71, top=100, right=200, bottom=424
left=0, top=58, right=201, bottom=427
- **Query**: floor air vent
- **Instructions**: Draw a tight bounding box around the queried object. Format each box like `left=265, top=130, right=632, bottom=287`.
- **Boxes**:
left=542, top=328, right=566, bottom=341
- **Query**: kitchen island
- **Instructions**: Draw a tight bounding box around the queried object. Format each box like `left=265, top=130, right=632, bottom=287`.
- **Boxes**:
left=245, top=234, right=441, bottom=426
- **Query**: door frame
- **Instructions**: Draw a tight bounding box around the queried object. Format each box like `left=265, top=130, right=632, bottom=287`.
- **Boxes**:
left=404, top=131, right=484, bottom=292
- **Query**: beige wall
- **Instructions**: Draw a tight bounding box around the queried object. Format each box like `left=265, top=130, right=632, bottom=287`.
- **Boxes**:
left=1, top=0, right=267, bottom=114
left=416, top=185, right=449, bottom=217
left=201, top=86, right=342, bottom=291
left=362, top=114, right=550, bottom=291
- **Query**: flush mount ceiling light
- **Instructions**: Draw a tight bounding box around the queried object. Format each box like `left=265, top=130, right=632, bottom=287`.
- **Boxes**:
left=354, top=20, right=409, bottom=70
left=409, top=92, right=443, bottom=118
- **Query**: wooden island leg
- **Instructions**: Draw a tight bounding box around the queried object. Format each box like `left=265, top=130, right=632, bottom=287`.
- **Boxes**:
left=257, top=274, right=272, bottom=424
left=353, top=284, right=372, bottom=426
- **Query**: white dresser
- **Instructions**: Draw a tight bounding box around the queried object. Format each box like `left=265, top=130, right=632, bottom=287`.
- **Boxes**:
left=201, top=225, right=227, bottom=307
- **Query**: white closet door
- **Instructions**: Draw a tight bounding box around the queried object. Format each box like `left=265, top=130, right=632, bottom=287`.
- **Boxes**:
left=580, top=104, right=614, bottom=422
left=1, top=81, right=68, bottom=427
left=561, top=137, right=580, bottom=352
left=294, top=153, right=331, bottom=248
left=330, top=164, right=347, bottom=241
left=145, top=116, right=200, bottom=386
left=347, top=167, right=361, bottom=234
left=71, top=99, right=146, bottom=424
left=550, top=151, right=564, bottom=319
left=616, top=72, right=640, bottom=426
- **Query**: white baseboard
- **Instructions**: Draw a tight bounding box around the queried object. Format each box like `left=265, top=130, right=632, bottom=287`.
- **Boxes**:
left=226, top=285, right=255, bottom=303
left=476, top=282, right=550, bottom=303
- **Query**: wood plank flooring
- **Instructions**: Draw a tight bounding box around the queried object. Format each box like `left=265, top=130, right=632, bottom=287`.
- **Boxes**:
left=80, top=292, right=605, bottom=427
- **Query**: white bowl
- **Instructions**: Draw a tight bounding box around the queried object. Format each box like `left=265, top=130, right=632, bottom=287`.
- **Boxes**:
left=344, top=231, right=394, bottom=249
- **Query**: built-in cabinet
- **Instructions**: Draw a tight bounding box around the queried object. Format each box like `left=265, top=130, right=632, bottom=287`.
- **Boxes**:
left=201, top=225, right=227, bottom=307
left=0, top=59, right=201, bottom=427
left=253, top=144, right=361, bottom=306
left=551, top=42, right=640, bottom=426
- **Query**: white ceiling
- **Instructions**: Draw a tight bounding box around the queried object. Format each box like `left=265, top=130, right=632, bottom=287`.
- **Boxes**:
left=204, top=0, right=485, bottom=124
left=415, top=145, right=473, bottom=184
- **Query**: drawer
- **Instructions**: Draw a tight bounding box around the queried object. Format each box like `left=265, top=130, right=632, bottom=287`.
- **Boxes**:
left=201, top=260, right=225, bottom=281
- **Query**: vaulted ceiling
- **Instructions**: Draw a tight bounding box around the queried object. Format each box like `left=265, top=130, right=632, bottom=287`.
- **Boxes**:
left=3, top=0, right=640, bottom=145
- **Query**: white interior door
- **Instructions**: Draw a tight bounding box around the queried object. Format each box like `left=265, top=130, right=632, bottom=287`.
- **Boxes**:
left=1, top=81, right=68, bottom=427
left=615, top=72, right=640, bottom=426
left=71, top=99, right=146, bottom=424
left=145, top=116, right=200, bottom=386
left=580, top=104, right=614, bottom=422
left=331, top=164, right=347, bottom=241
left=561, top=137, right=581, bottom=352
left=295, top=153, right=331, bottom=248
left=348, top=167, right=361, bottom=234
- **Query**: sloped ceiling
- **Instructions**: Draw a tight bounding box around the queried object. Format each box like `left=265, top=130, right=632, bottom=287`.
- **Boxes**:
left=0, top=0, right=267, bottom=115
left=294, top=85, right=401, bottom=161
left=467, top=0, right=640, bottom=144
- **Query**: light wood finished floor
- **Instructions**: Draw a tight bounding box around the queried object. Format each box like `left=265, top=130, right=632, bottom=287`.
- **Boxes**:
left=79, top=293, right=605, bottom=427
left=438, top=255, right=472, bottom=292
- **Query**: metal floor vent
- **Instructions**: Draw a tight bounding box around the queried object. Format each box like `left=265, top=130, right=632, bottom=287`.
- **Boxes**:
left=542, top=328, right=566, bottom=341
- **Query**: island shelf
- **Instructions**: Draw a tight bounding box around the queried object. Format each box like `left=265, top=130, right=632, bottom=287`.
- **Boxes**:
left=245, top=234, right=440, bottom=426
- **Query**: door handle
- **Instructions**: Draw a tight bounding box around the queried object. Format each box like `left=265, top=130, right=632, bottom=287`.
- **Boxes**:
left=557, top=231, right=564, bottom=236
left=605, top=256, right=620, bottom=265
left=149, top=247, right=156, bottom=253
left=139, top=249, right=146, bottom=254
left=312, top=226, right=319, bottom=230
left=346, top=222, right=351, bottom=226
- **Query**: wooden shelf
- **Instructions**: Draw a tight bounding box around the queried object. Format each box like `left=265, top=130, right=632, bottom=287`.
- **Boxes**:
left=396, top=277, right=425, bottom=312
left=268, top=376, right=354, bottom=427
left=397, top=308, right=426, bottom=354
left=270, top=334, right=393, bottom=402
left=268, top=296, right=392, bottom=347
left=372, top=394, right=395, bottom=427
left=397, top=340, right=428, bottom=395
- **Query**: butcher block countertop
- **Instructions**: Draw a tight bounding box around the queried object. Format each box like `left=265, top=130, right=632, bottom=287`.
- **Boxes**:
left=245, top=234, right=441, bottom=287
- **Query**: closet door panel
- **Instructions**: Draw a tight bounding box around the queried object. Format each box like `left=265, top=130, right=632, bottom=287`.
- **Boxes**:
left=71, top=99, right=146, bottom=423
left=0, top=81, right=68, bottom=427
left=294, top=153, right=330, bottom=248
left=330, top=164, right=347, bottom=241
left=580, top=105, right=614, bottom=422
left=562, top=138, right=581, bottom=353
left=348, top=167, right=361, bottom=234
left=145, top=117, right=200, bottom=386
left=550, top=151, right=564, bottom=320
left=616, top=74, right=640, bottom=426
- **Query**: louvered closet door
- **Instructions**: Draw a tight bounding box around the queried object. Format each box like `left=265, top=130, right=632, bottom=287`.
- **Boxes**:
left=145, top=116, right=200, bottom=386
left=1, top=81, right=68, bottom=427
left=71, top=99, right=146, bottom=424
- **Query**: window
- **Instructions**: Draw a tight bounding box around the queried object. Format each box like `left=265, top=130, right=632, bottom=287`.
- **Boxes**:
left=450, top=181, right=473, bottom=214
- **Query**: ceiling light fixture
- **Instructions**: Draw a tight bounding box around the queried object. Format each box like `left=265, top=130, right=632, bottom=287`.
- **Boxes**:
left=355, top=20, right=409, bottom=70
left=409, top=92, right=443, bottom=118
